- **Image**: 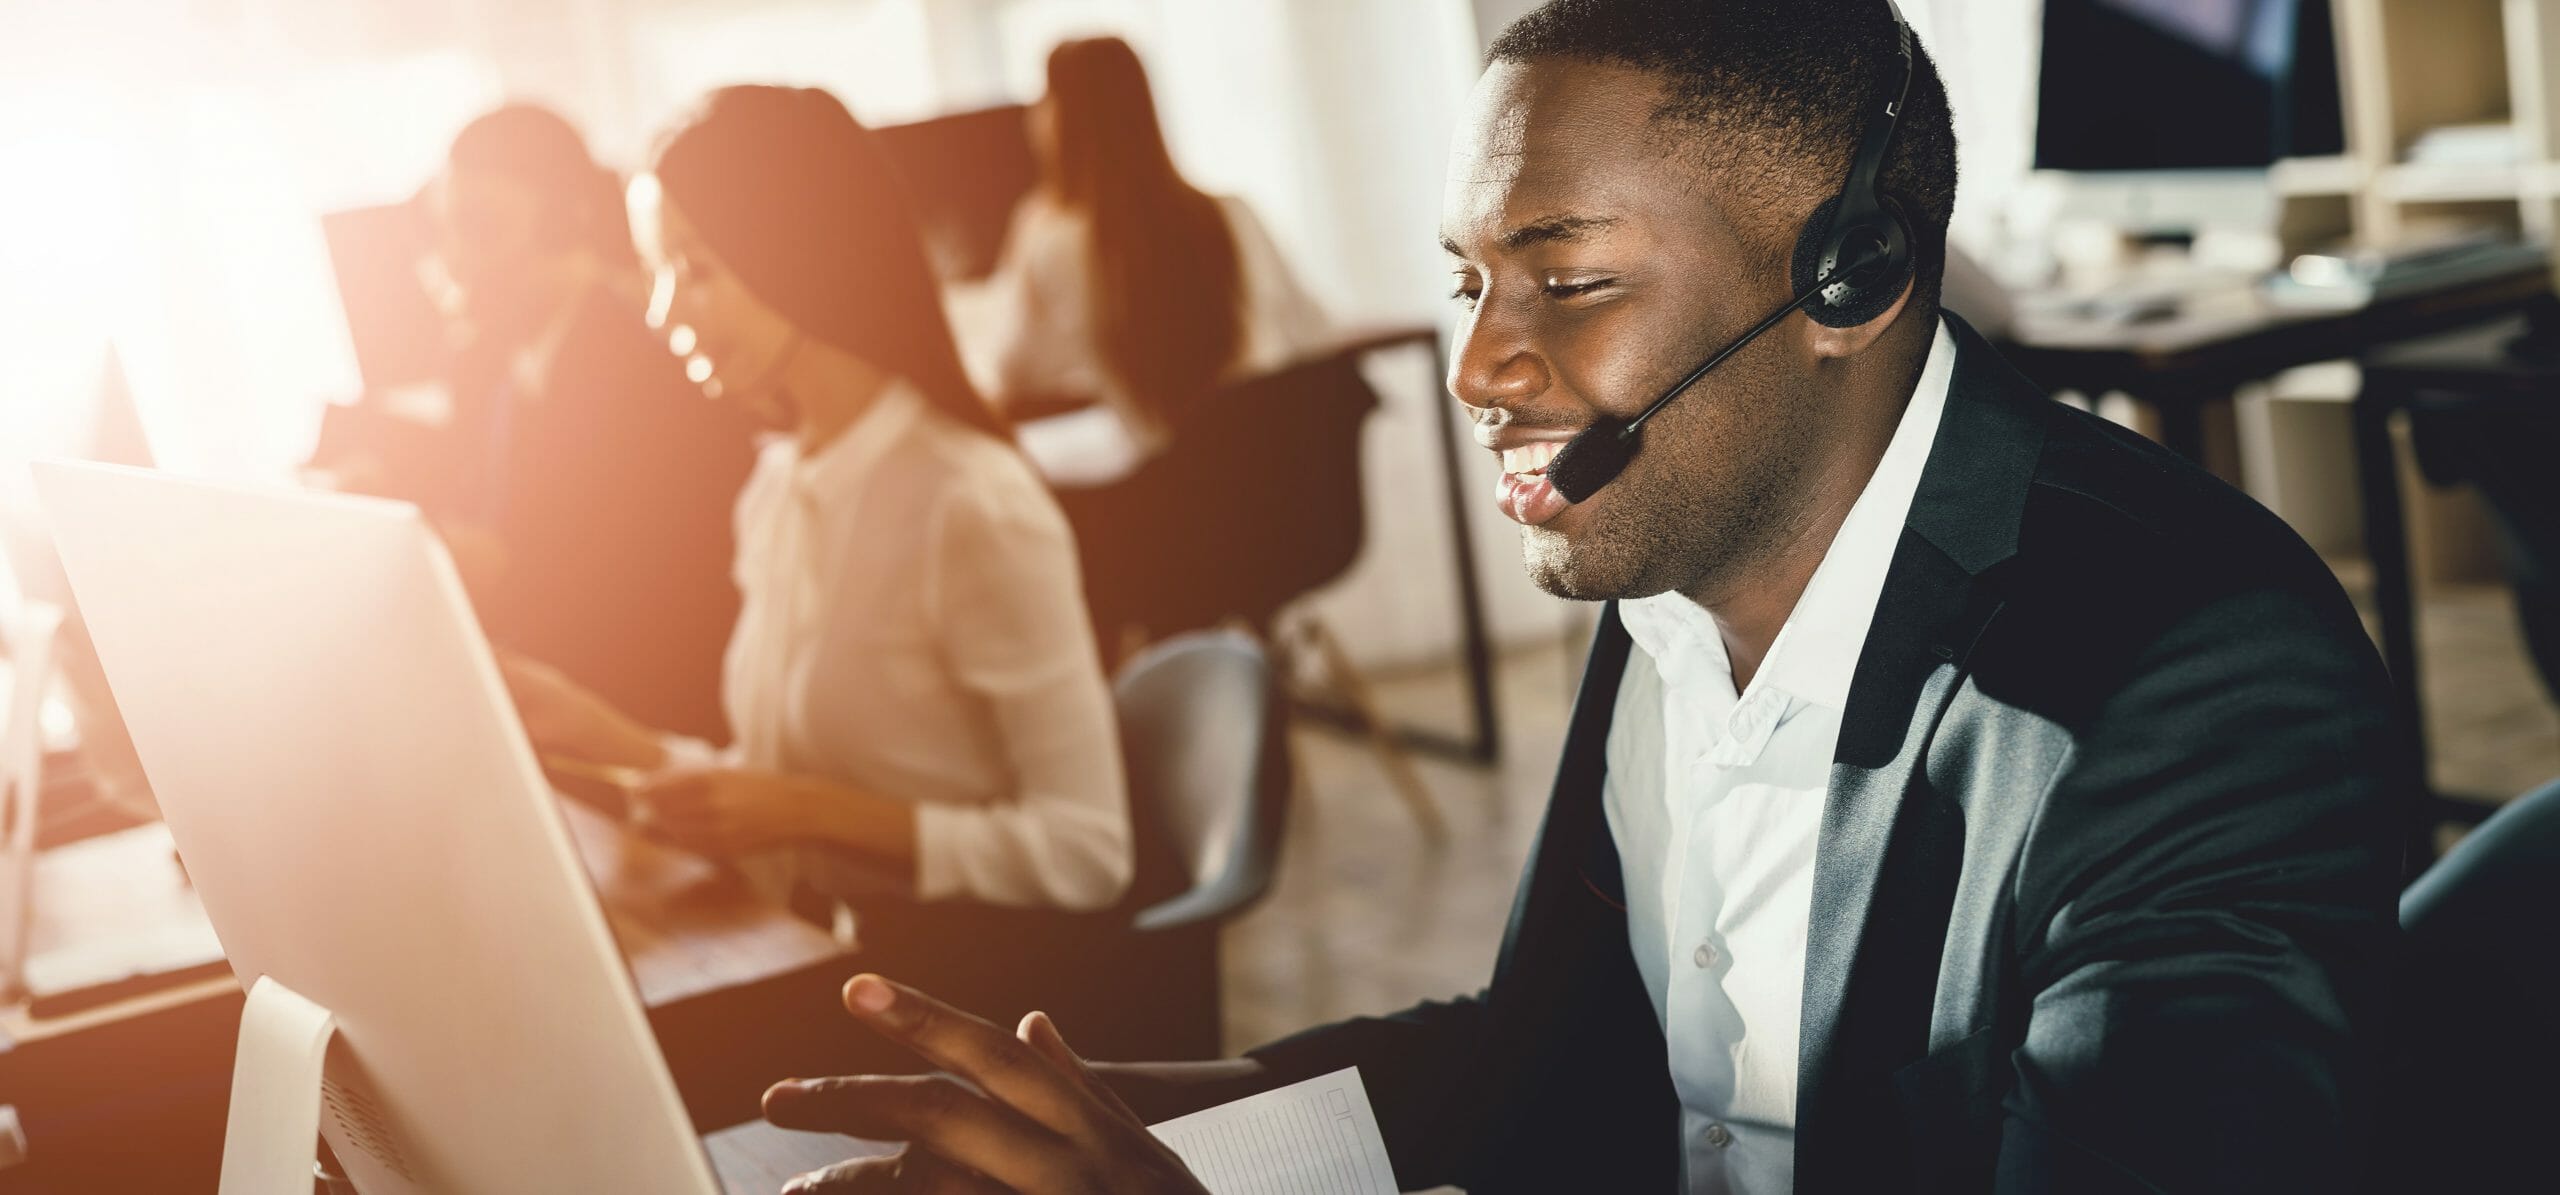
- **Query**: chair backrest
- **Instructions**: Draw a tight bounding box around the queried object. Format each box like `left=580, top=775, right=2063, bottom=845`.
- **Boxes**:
left=1112, top=630, right=1290, bottom=933
left=1181, top=352, right=1379, bottom=619
left=1066, top=350, right=1382, bottom=640
left=2386, top=777, right=2560, bottom=1190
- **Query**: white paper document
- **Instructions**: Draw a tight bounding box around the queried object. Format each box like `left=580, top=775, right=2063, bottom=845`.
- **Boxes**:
left=1148, top=1066, right=1399, bottom=1195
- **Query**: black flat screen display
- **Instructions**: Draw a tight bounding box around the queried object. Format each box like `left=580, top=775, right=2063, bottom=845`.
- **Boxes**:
left=2036, top=0, right=2344, bottom=171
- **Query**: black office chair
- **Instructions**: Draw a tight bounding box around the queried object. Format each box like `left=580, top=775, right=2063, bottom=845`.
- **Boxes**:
left=1058, top=350, right=1443, bottom=836
left=2383, top=776, right=2560, bottom=1191
left=1111, top=630, right=1291, bottom=1060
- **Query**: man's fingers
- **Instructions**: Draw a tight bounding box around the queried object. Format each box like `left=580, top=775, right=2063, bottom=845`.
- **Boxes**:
left=780, top=1148, right=1008, bottom=1195
left=1016, top=1010, right=1077, bottom=1071
left=762, top=1074, right=1072, bottom=1192
left=1017, top=1010, right=1143, bottom=1125
left=841, top=975, right=1110, bottom=1139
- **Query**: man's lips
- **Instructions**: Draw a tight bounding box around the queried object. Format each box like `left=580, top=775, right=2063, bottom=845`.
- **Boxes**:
left=1488, top=435, right=1579, bottom=527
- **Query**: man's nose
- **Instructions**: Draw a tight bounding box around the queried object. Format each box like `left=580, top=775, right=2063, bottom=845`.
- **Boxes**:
left=1448, top=308, right=1551, bottom=416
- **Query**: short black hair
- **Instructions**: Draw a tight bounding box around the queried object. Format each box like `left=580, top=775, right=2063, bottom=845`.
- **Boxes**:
left=1490, top=0, right=1959, bottom=310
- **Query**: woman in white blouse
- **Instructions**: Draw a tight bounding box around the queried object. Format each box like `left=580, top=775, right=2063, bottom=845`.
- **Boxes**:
left=503, top=85, right=1132, bottom=916
left=954, top=36, right=1331, bottom=487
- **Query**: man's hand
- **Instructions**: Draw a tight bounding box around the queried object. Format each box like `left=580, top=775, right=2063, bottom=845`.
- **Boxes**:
left=761, top=975, right=1213, bottom=1194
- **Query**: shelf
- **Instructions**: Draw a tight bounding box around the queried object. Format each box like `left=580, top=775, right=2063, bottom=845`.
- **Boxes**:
left=2523, top=161, right=2560, bottom=193
left=2378, top=161, right=2526, bottom=203
left=2272, top=155, right=2366, bottom=197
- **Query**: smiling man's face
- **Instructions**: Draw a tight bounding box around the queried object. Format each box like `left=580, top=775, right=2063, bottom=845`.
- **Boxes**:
left=1444, top=57, right=1833, bottom=602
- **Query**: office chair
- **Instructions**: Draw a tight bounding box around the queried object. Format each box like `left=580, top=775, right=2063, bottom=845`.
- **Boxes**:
left=1110, top=630, right=1291, bottom=1060
left=1059, top=350, right=1444, bottom=838
left=2384, top=775, right=2560, bottom=1190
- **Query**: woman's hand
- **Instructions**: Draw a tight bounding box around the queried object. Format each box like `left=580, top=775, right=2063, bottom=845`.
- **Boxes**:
left=762, top=975, right=1214, bottom=1194
left=629, top=767, right=824, bottom=857
left=496, top=650, right=665, bottom=770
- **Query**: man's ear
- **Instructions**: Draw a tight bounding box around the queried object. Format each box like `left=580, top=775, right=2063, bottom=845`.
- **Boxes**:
left=1804, top=274, right=1914, bottom=361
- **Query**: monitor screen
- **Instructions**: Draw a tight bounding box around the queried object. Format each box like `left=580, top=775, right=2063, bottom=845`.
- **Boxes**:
left=2036, top=0, right=2344, bottom=171
left=873, top=104, right=1038, bottom=282
left=320, top=201, right=448, bottom=393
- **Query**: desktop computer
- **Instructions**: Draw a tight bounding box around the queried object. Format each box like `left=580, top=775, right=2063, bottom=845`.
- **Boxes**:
left=36, top=461, right=726, bottom=1194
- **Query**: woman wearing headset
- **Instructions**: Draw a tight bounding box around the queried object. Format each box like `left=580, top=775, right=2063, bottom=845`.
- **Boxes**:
left=503, top=88, right=1134, bottom=941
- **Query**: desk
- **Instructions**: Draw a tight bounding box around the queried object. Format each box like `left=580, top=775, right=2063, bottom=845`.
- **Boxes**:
left=2001, top=264, right=2551, bottom=461
left=0, top=801, right=857, bottom=1191
left=706, top=1121, right=896, bottom=1193
left=2356, top=315, right=2560, bottom=870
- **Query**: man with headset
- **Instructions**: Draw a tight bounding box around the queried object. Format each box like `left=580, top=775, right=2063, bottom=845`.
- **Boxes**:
left=755, top=2, right=2401, bottom=1191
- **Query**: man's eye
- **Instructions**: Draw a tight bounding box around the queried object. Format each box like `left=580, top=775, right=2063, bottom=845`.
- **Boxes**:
left=1449, top=281, right=1482, bottom=308
left=1543, top=278, right=1613, bottom=299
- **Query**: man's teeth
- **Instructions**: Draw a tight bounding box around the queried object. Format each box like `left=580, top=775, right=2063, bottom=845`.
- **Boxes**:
left=1501, top=441, right=1566, bottom=476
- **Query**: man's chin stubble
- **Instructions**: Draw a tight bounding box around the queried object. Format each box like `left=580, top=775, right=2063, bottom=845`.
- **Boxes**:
left=1522, top=525, right=1661, bottom=602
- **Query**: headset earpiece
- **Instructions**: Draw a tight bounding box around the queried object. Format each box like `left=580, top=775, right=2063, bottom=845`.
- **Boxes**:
left=1790, top=192, right=1913, bottom=329
left=1790, top=0, right=1917, bottom=330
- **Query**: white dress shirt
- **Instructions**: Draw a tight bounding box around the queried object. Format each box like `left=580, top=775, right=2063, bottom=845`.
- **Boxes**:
left=949, top=193, right=1332, bottom=485
left=671, top=382, right=1133, bottom=912
left=1603, top=318, right=1955, bottom=1193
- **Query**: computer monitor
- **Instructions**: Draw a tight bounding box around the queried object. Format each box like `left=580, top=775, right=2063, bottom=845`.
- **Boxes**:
left=2034, top=0, right=2345, bottom=233
left=874, top=104, right=1038, bottom=280
left=0, top=345, right=155, bottom=818
left=2038, top=0, right=2344, bottom=170
left=0, top=602, right=61, bottom=1000
left=319, top=200, right=450, bottom=394
left=35, top=462, right=720, bottom=1194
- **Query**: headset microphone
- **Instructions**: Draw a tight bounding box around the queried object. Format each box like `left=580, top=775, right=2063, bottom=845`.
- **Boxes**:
left=1542, top=0, right=1918, bottom=506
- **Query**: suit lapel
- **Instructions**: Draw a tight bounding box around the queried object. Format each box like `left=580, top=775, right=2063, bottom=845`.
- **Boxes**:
left=1498, top=601, right=1634, bottom=965
left=1472, top=602, right=1684, bottom=1191
left=1793, top=315, right=2049, bottom=1190
left=1794, top=534, right=1998, bottom=1189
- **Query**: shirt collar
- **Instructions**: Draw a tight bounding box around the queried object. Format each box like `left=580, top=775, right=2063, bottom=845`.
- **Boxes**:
left=1620, top=317, right=1957, bottom=712
left=790, top=381, right=926, bottom=500
left=1619, top=584, right=1729, bottom=693
left=1756, top=316, right=1955, bottom=711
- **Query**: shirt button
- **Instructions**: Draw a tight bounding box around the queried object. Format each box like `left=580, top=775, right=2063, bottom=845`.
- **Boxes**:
left=1693, top=943, right=1716, bottom=968
left=1704, top=1123, right=1734, bottom=1149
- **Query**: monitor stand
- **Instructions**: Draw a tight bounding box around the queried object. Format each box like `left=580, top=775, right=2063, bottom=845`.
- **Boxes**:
left=219, top=975, right=340, bottom=1195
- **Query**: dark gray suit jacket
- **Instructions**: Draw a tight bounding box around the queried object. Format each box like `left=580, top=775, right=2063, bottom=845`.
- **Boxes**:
left=1249, top=316, right=2402, bottom=1193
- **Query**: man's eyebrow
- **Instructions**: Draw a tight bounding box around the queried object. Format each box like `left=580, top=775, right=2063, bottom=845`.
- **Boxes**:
left=1440, top=214, right=1621, bottom=260
left=1503, top=214, right=1618, bottom=250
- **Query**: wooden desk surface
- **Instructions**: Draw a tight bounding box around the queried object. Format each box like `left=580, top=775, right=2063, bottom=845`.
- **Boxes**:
left=2001, top=264, right=2552, bottom=392
left=3, top=800, right=840, bottom=1037
left=706, top=1121, right=897, bottom=1194
left=558, top=799, right=845, bottom=1008
left=0, top=797, right=859, bottom=1190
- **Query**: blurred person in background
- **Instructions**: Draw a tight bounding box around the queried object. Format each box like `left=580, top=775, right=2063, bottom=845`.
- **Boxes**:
left=961, top=36, right=1330, bottom=487
left=501, top=86, right=1143, bottom=1036
left=310, top=104, right=755, bottom=741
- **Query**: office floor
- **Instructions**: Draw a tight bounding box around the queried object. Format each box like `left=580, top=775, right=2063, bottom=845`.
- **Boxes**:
left=1221, top=576, right=2560, bottom=1054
